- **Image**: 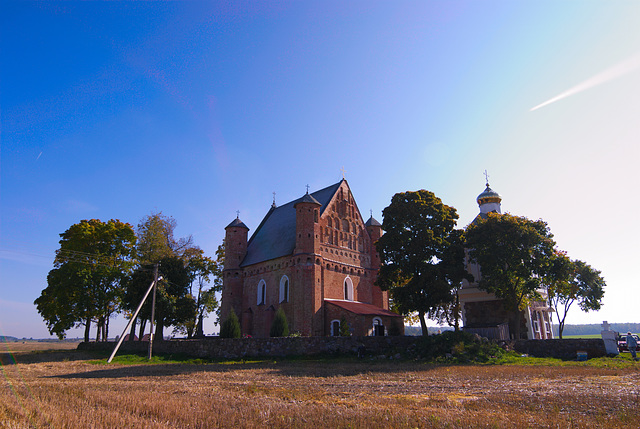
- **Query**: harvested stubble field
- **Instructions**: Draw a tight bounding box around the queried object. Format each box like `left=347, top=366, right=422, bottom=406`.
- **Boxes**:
left=1, top=342, right=639, bottom=428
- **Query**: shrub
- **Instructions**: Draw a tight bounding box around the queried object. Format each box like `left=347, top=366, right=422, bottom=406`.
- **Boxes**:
left=339, top=315, right=351, bottom=337
left=414, top=330, right=508, bottom=362
left=270, top=308, right=289, bottom=337
left=220, top=309, right=241, bottom=338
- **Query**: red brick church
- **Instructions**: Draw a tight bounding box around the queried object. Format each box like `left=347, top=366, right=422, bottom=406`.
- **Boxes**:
left=220, top=179, right=404, bottom=337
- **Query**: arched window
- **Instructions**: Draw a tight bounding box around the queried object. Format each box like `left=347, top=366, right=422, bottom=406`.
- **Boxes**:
left=328, top=217, right=333, bottom=228
left=257, top=279, right=266, bottom=305
left=330, top=319, right=341, bottom=336
left=279, top=276, right=289, bottom=303
left=344, top=276, right=354, bottom=301
left=372, top=317, right=385, bottom=336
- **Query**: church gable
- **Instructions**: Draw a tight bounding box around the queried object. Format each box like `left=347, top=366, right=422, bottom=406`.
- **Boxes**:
left=318, top=180, right=369, bottom=252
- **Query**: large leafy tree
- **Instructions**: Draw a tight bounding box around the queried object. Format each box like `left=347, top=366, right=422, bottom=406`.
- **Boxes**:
left=124, top=212, right=208, bottom=339
left=136, top=212, right=194, bottom=264
left=35, top=219, right=136, bottom=341
left=546, top=252, right=605, bottom=338
left=375, top=190, right=468, bottom=335
left=123, top=212, right=197, bottom=339
left=124, top=257, right=196, bottom=340
left=176, top=244, right=224, bottom=338
left=465, top=213, right=556, bottom=339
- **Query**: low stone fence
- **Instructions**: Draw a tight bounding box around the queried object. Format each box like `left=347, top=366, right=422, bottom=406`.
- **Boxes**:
left=78, top=336, right=608, bottom=361
left=510, top=339, right=607, bottom=360
left=78, top=336, right=415, bottom=359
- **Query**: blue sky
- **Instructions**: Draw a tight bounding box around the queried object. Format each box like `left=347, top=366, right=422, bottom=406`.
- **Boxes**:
left=2, top=1, right=639, bottom=338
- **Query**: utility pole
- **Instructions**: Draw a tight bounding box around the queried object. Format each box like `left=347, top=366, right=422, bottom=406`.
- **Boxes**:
left=108, top=269, right=162, bottom=363
left=148, top=263, right=159, bottom=360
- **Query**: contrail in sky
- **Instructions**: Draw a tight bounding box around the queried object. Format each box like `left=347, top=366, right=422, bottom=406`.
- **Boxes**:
left=531, top=53, right=640, bottom=111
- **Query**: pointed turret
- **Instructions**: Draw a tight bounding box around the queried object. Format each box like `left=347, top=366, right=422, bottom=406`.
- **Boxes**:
left=293, top=189, right=321, bottom=255
left=221, top=213, right=249, bottom=323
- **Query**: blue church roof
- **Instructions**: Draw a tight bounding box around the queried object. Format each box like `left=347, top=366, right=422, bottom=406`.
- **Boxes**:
left=240, top=181, right=343, bottom=267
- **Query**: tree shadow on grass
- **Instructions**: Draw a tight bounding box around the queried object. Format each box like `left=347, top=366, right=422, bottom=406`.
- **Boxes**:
left=0, top=349, right=107, bottom=366
left=48, top=354, right=444, bottom=380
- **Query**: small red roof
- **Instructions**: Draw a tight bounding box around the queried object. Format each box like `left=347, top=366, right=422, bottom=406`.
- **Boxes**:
left=325, top=299, right=403, bottom=318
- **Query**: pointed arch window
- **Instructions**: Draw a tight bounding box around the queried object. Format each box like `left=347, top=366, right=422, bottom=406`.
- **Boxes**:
left=344, top=276, right=354, bottom=301
left=257, top=280, right=266, bottom=305
left=279, top=276, right=290, bottom=303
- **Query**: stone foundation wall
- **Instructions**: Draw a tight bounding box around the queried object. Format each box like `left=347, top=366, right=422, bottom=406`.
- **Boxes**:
left=78, top=336, right=607, bottom=361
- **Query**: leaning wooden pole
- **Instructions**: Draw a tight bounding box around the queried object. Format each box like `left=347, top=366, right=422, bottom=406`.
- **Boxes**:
left=107, top=272, right=159, bottom=363
left=148, top=264, right=159, bottom=360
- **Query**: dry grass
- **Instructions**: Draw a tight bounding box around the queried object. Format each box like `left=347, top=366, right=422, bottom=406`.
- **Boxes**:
left=1, top=344, right=639, bottom=428
left=2, top=340, right=81, bottom=354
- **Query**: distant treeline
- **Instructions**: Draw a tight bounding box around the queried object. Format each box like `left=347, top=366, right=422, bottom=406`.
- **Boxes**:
left=0, top=336, right=80, bottom=342
left=553, top=323, right=640, bottom=336
left=405, top=323, right=640, bottom=337
left=404, top=326, right=453, bottom=336
left=1, top=336, right=19, bottom=342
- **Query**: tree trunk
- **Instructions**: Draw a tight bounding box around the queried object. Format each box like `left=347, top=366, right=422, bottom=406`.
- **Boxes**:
left=418, top=311, right=428, bottom=336
left=195, top=314, right=204, bottom=338
left=105, top=316, right=110, bottom=341
left=128, top=316, right=137, bottom=341
left=453, top=293, right=460, bottom=332
left=95, top=317, right=102, bottom=342
left=155, top=321, right=164, bottom=341
left=513, top=310, right=522, bottom=340
left=139, top=319, right=147, bottom=341
left=84, top=318, right=91, bottom=343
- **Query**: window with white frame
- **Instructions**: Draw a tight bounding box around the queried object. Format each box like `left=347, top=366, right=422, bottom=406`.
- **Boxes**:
left=344, top=276, right=353, bottom=301
left=372, top=317, right=384, bottom=336
left=279, top=275, right=289, bottom=303
left=531, top=310, right=541, bottom=338
left=543, top=312, right=552, bottom=338
left=330, top=319, right=341, bottom=336
left=257, top=279, right=266, bottom=305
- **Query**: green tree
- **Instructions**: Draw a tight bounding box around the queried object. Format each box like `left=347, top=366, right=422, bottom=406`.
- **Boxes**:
left=123, top=257, right=196, bottom=341
left=136, top=212, right=193, bottom=264
left=465, top=213, right=556, bottom=339
left=175, top=247, right=221, bottom=338
left=220, top=308, right=241, bottom=338
left=546, top=253, right=605, bottom=338
left=375, top=190, right=467, bottom=335
left=35, top=219, right=136, bottom=341
left=270, top=307, right=290, bottom=337
left=124, top=212, right=197, bottom=340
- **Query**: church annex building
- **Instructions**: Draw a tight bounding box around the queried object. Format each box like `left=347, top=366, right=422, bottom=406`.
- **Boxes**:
left=220, top=180, right=404, bottom=338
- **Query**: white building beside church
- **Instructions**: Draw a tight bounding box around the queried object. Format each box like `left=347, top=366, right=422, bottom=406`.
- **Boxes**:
left=459, top=181, right=554, bottom=340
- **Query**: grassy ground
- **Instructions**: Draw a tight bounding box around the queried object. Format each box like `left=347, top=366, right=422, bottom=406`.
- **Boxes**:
left=1, top=342, right=639, bottom=428
left=561, top=334, right=603, bottom=339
